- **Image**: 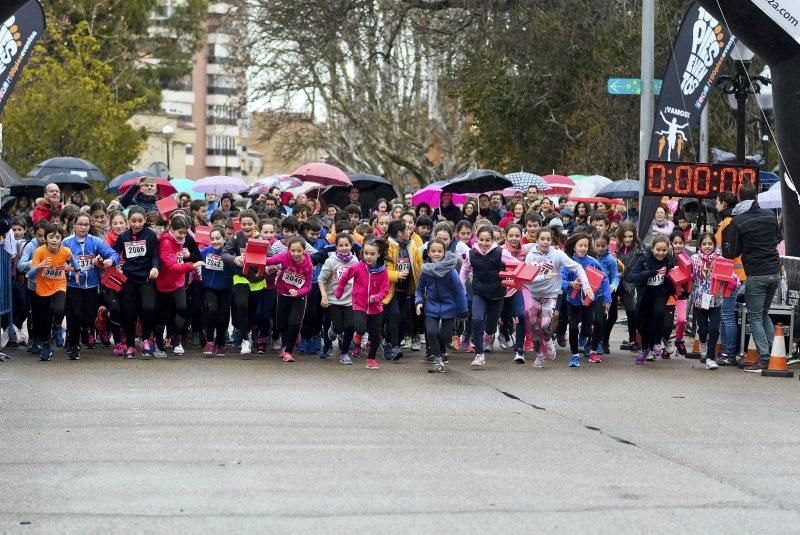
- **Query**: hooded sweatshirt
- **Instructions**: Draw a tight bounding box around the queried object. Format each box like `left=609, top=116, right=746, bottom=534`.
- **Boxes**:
left=524, top=245, right=590, bottom=299
left=63, top=233, right=120, bottom=289
left=156, top=230, right=196, bottom=292
left=627, top=247, right=675, bottom=308
left=264, top=250, right=313, bottom=297
left=337, top=261, right=390, bottom=315
left=113, top=226, right=161, bottom=284
left=319, top=252, right=359, bottom=305
left=415, top=252, right=467, bottom=319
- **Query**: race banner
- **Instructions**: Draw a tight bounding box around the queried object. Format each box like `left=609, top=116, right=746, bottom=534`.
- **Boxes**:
left=751, top=0, right=800, bottom=46
left=639, top=2, right=737, bottom=235
left=0, top=0, right=45, bottom=114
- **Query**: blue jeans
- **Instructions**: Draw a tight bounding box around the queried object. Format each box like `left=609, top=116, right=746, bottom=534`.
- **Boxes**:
left=745, top=273, right=781, bottom=364
left=719, top=285, right=740, bottom=356
left=471, top=295, right=502, bottom=354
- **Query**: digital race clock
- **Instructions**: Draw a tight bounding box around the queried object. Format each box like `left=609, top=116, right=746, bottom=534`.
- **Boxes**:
left=644, top=161, right=759, bottom=199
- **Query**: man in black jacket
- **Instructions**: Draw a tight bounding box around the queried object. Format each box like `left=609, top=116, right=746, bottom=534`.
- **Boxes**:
left=721, top=182, right=782, bottom=372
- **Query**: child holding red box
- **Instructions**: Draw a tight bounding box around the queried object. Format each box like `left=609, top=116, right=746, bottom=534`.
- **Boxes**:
left=690, top=233, right=738, bottom=370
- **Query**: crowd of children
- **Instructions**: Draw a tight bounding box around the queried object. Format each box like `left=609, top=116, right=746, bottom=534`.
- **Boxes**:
left=0, top=180, right=755, bottom=373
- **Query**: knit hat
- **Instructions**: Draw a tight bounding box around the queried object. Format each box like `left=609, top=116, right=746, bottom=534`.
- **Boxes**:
left=548, top=217, right=564, bottom=228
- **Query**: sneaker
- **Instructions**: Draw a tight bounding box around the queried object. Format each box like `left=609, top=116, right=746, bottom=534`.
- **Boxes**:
left=366, top=358, right=379, bottom=369
left=582, top=344, right=592, bottom=358
left=743, top=363, right=764, bottom=373
left=513, top=351, right=526, bottom=364
left=648, top=346, right=660, bottom=360
left=29, top=341, right=41, bottom=355
left=460, top=333, right=471, bottom=350
left=53, top=328, right=65, bottom=348
left=543, top=340, right=556, bottom=361
left=16, top=330, right=28, bottom=346
left=257, top=337, right=267, bottom=354
left=588, top=351, right=602, bottom=364
left=114, top=343, right=126, bottom=356
left=240, top=339, right=252, bottom=355
left=272, top=338, right=282, bottom=350
left=339, top=353, right=353, bottom=365
left=636, top=350, right=649, bottom=365
left=471, top=353, right=486, bottom=366
left=556, top=334, right=567, bottom=348
left=484, top=334, right=495, bottom=352
left=281, top=351, right=295, bottom=362
left=39, top=344, right=53, bottom=361
left=214, top=345, right=226, bottom=357
left=533, top=355, right=545, bottom=368
left=424, top=352, right=435, bottom=362
left=720, top=354, right=738, bottom=367
left=351, top=342, right=362, bottom=358
left=125, top=346, right=136, bottom=359
left=173, top=344, right=185, bottom=356
left=675, top=340, right=687, bottom=356
left=595, top=345, right=605, bottom=356
left=203, top=342, right=214, bottom=355
left=390, top=346, right=403, bottom=361
left=100, top=329, right=111, bottom=347
left=68, top=345, right=80, bottom=360
left=451, top=335, right=461, bottom=351
left=297, top=339, right=308, bottom=354
left=140, top=340, right=154, bottom=359
left=428, top=357, right=444, bottom=373
left=441, top=352, right=448, bottom=363
left=231, top=329, right=242, bottom=348
left=578, top=336, right=588, bottom=350
left=466, top=343, right=475, bottom=353
left=498, top=333, right=511, bottom=350
left=86, top=334, right=96, bottom=349
left=705, top=357, right=719, bottom=370
left=700, top=342, right=708, bottom=357
left=411, top=335, right=421, bottom=351
left=568, top=355, right=580, bottom=367
left=2, top=329, right=12, bottom=347
left=319, top=348, right=331, bottom=359
left=630, top=342, right=642, bottom=353
left=524, top=335, right=534, bottom=352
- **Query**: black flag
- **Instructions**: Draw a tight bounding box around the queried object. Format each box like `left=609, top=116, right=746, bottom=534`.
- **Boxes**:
left=0, top=0, right=45, bottom=114
left=639, top=2, right=735, bottom=236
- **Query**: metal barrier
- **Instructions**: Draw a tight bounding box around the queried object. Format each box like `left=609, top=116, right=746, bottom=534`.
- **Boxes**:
left=0, top=247, right=11, bottom=319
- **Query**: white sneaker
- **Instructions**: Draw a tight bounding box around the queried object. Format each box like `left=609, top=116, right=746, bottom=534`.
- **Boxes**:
left=705, top=357, right=719, bottom=370
left=513, top=351, right=525, bottom=364
left=498, top=333, right=510, bottom=350
left=0, top=329, right=8, bottom=348
left=173, top=344, right=185, bottom=356
left=533, top=355, right=544, bottom=368
left=665, top=340, right=676, bottom=357
left=271, top=339, right=281, bottom=350
left=241, top=340, right=252, bottom=354
left=16, top=330, right=28, bottom=345
left=471, top=353, right=486, bottom=366
left=154, top=348, right=167, bottom=358
left=700, top=342, right=708, bottom=357
left=484, top=334, right=495, bottom=352
left=544, top=340, right=556, bottom=360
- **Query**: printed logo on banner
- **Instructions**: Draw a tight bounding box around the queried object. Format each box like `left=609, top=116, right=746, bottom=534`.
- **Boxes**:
left=0, top=1, right=45, bottom=113
left=655, top=107, right=690, bottom=161
left=680, top=9, right=725, bottom=96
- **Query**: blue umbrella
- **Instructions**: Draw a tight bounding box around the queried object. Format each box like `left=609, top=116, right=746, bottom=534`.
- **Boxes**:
left=105, top=170, right=156, bottom=192
left=596, top=179, right=640, bottom=200
left=505, top=171, right=550, bottom=191
left=169, top=178, right=204, bottom=200
left=759, top=171, right=780, bottom=191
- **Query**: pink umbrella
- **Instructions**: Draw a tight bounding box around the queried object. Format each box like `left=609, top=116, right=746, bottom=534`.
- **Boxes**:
left=290, top=162, right=351, bottom=187
left=252, top=174, right=301, bottom=190
left=192, top=176, right=249, bottom=195
left=119, top=177, right=176, bottom=196
left=542, top=174, right=575, bottom=195
left=412, top=181, right=468, bottom=208
left=287, top=182, right=325, bottom=197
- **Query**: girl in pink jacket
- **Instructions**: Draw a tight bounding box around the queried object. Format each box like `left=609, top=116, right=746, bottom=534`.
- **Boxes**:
left=336, top=239, right=390, bottom=370
left=264, top=236, right=314, bottom=362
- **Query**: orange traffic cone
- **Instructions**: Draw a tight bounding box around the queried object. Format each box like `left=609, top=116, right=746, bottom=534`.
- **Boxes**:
left=740, top=336, right=759, bottom=369
left=715, top=341, right=722, bottom=358
left=762, top=324, right=794, bottom=377
left=686, top=335, right=702, bottom=360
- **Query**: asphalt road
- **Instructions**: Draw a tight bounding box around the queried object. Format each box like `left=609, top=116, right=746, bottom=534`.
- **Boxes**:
left=1, top=334, right=799, bottom=533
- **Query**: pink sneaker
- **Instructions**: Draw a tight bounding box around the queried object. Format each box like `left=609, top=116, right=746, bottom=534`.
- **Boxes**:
left=203, top=342, right=214, bottom=355
left=588, top=351, right=602, bottom=364
left=114, top=343, right=125, bottom=356
left=366, top=358, right=379, bottom=369
left=524, top=335, right=534, bottom=352
left=214, top=345, right=225, bottom=357
left=281, top=352, right=295, bottom=362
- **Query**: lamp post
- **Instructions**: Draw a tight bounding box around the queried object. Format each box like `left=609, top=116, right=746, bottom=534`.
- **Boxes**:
left=716, top=42, right=770, bottom=164
left=161, top=124, right=175, bottom=177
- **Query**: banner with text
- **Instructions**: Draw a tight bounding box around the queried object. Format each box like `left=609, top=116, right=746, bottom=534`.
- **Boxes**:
left=0, top=0, right=45, bottom=114
left=640, top=2, right=736, bottom=235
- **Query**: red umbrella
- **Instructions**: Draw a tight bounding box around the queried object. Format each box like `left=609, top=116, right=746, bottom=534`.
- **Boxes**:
left=119, top=177, right=177, bottom=196
left=542, top=174, right=575, bottom=195
left=290, top=162, right=352, bottom=187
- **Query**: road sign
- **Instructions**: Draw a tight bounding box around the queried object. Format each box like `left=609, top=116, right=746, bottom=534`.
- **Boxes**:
left=607, top=78, right=663, bottom=95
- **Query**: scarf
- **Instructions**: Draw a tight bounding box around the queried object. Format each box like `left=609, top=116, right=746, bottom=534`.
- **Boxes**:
left=368, top=263, right=386, bottom=274
left=696, top=249, right=718, bottom=278
left=421, top=251, right=457, bottom=278
left=170, top=230, right=186, bottom=246
left=336, top=251, right=353, bottom=264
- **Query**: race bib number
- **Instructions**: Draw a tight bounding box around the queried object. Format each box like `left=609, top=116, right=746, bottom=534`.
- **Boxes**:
left=124, top=240, right=146, bottom=258
left=176, top=253, right=184, bottom=265
left=282, top=270, right=305, bottom=288
left=336, top=266, right=347, bottom=279
left=77, top=255, right=95, bottom=272
left=43, top=267, right=64, bottom=280
left=397, top=259, right=410, bottom=272
left=532, top=260, right=555, bottom=281
left=647, top=267, right=666, bottom=286
left=205, top=254, right=223, bottom=271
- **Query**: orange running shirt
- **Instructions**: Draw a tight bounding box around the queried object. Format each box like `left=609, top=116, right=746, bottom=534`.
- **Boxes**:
left=32, top=245, right=74, bottom=296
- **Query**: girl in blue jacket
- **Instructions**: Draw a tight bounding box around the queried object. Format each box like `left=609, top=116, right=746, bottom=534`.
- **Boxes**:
left=561, top=232, right=611, bottom=367
left=589, top=231, right=619, bottom=356
left=200, top=227, right=235, bottom=356
left=415, top=239, right=467, bottom=373
left=63, top=212, right=120, bottom=360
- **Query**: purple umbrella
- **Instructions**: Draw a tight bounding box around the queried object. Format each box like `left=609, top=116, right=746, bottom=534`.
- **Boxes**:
left=192, top=176, right=249, bottom=195
left=412, top=180, right=469, bottom=208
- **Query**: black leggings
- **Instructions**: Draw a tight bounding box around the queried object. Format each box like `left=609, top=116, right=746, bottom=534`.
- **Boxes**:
left=300, top=285, right=322, bottom=340
left=327, top=304, right=355, bottom=354
left=122, top=280, right=156, bottom=343
left=276, top=294, right=306, bottom=353
left=424, top=316, right=456, bottom=358
left=66, top=286, right=98, bottom=348
left=384, top=292, right=411, bottom=347
left=615, top=286, right=637, bottom=342
left=33, top=291, right=66, bottom=344
left=567, top=303, right=594, bottom=354
left=233, top=284, right=262, bottom=340
left=188, top=280, right=205, bottom=335
left=354, top=310, right=382, bottom=358
left=157, top=288, right=188, bottom=342
left=638, top=294, right=669, bottom=349
left=101, top=286, right=123, bottom=343
left=204, top=287, right=231, bottom=347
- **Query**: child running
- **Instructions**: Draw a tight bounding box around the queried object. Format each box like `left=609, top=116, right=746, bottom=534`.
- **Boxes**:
left=415, top=238, right=467, bottom=373
left=200, top=226, right=234, bottom=356
left=336, top=239, right=390, bottom=370
left=318, top=233, right=359, bottom=365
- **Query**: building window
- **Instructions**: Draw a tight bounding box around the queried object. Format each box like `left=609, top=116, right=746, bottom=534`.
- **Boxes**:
left=185, top=144, right=193, bottom=156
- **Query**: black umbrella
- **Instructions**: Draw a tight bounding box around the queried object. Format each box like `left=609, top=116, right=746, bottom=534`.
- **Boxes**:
left=596, top=179, right=640, bottom=200
left=8, top=177, right=46, bottom=197
left=106, top=170, right=157, bottom=193
left=28, top=157, right=106, bottom=182
left=0, top=159, right=22, bottom=187
left=28, top=172, right=92, bottom=192
left=442, top=169, right=511, bottom=194
left=322, top=173, right=398, bottom=209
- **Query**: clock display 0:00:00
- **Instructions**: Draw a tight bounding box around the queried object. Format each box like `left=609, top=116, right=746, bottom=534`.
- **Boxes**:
left=644, top=161, right=759, bottom=199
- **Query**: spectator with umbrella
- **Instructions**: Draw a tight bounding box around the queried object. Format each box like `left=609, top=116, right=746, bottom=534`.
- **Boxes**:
left=68, top=190, right=88, bottom=208
left=32, top=183, right=63, bottom=224
left=432, top=191, right=463, bottom=224
left=120, top=176, right=162, bottom=213
left=7, top=194, right=33, bottom=221
left=477, top=194, right=500, bottom=224
left=461, top=200, right=479, bottom=224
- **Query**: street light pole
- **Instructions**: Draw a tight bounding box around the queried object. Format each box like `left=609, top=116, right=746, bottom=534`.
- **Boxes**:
left=161, top=124, right=175, bottom=178
left=734, top=60, right=749, bottom=163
